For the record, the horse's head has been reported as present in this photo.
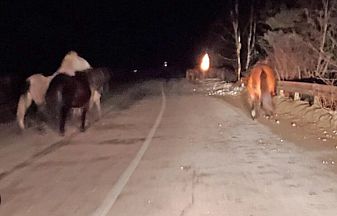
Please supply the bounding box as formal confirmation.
[57,51,92,76]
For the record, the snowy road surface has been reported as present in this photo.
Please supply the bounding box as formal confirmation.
[0,79,337,216]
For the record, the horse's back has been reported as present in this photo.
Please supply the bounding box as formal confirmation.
[46,74,70,108]
[71,72,91,107]
[57,51,92,76]
[247,63,276,98]
[46,73,91,109]
[47,74,71,94]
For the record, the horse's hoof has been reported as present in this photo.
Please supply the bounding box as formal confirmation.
[59,131,65,136]
[80,127,86,132]
[251,110,256,120]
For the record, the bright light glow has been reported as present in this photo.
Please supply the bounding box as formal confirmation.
[200,53,210,71]
[164,61,168,67]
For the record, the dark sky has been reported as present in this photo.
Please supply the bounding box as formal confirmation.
[0,0,227,76]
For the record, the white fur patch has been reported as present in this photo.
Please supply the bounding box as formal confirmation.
[251,109,256,119]
[56,51,91,76]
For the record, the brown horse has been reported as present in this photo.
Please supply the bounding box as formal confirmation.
[45,72,91,135]
[246,63,277,119]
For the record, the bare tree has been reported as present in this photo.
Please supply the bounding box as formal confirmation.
[260,7,310,80]
[304,0,337,83]
[205,28,237,69]
[261,31,317,80]
[231,0,242,81]
[259,0,337,83]
[245,1,257,71]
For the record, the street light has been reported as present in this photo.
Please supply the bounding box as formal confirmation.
[200,53,210,72]
[200,53,210,79]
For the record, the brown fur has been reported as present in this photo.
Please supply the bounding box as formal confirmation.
[246,63,277,119]
[17,51,92,130]
[46,72,91,135]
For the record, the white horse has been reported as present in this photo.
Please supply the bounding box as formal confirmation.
[56,51,92,76]
[16,51,102,130]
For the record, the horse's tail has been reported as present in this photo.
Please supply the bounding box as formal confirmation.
[246,67,260,119]
[16,79,33,129]
[260,70,274,115]
[45,75,64,117]
[20,78,31,95]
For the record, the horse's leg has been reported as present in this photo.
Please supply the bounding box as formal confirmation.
[248,94,258,120]
[80,106,88,132]
[89,90,102,118]
[89,88,95,110]
[35,105,48,133]
[60,105,69,136]
[16,92,32,130]
[94,90,102,118]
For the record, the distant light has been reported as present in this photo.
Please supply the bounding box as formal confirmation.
[164,61,168,67]
[133,69,138,73]
[200,53,210,71]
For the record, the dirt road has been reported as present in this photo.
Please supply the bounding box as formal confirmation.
[0,79,336,215]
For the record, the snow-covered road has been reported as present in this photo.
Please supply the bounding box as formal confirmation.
[0,79,337,215]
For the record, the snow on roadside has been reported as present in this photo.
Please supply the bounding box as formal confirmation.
[275,96,337,130]
[195,78,337,131]
[190,78,337,145]
[191,78,244,96]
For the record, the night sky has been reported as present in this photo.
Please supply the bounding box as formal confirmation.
[0,0,227,77]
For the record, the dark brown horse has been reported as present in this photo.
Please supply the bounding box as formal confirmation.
[45,72,91,135]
